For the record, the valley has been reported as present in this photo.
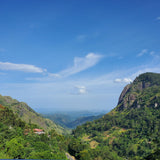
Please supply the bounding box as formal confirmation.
[0,72,160,159]
[42,111,105,129]
[1,1,160,159]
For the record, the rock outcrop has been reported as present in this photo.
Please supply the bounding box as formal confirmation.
[116,72,160,111]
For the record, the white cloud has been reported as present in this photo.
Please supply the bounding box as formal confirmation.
[26,53,103,81]
[58,53,103,77]
[75,86,87,94]
[114,78,122,83]
[123,78,133,83]
[137,49,148,57]
[0,62,46,73]
[114,78,132,83]
[70,85,87,95]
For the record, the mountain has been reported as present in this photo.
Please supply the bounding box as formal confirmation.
[0,94,67,134]
[43,111,104,129]
[70,72,160,160]
[116,72,160,111]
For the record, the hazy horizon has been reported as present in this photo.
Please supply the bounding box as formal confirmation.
[0,0,160,112]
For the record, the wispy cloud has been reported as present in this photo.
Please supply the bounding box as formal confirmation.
[137,49,159,60]
[26,49,160,84]
[137,49,148,57]
[114,78,132,83]
[71,85,87,95]
[0,62,46,73]
[58,53,103,77]
[26,53,103,81]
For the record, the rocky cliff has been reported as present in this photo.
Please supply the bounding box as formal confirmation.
[117,72,160,111]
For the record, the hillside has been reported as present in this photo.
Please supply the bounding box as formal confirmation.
[70,72,160,160]
[0,105,68,159]
[0,95,67,134]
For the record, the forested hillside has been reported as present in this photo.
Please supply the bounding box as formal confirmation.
[70,72,160,160]
[0,105,69,159]
[0,95,68,134]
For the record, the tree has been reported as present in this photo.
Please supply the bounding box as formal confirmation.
[5,137,25,159]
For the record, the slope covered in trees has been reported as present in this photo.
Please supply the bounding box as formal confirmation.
[0,105,69,159]
[71,72,160,160]
[0,95,67,134]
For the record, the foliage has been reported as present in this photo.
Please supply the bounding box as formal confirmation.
[0,106,67,159]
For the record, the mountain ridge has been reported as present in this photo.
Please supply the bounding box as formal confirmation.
[116,72,160,111]
[0,94,67,134]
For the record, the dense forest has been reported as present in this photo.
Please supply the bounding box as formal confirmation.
[0,72,160,159]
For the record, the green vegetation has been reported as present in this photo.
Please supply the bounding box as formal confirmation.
[70,72,160,159]
[0,106,69,159]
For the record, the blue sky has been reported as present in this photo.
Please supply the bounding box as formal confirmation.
[0,0,160,112]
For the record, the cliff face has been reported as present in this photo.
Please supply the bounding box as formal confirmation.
[116,72,160,111]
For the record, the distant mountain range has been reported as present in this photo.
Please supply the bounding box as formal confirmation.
[43,111,104,129]
[0,93,105,132]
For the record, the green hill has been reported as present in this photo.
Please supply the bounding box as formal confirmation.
[0,105,68,159]
[70,72,160,160]
[0,94,68,134]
